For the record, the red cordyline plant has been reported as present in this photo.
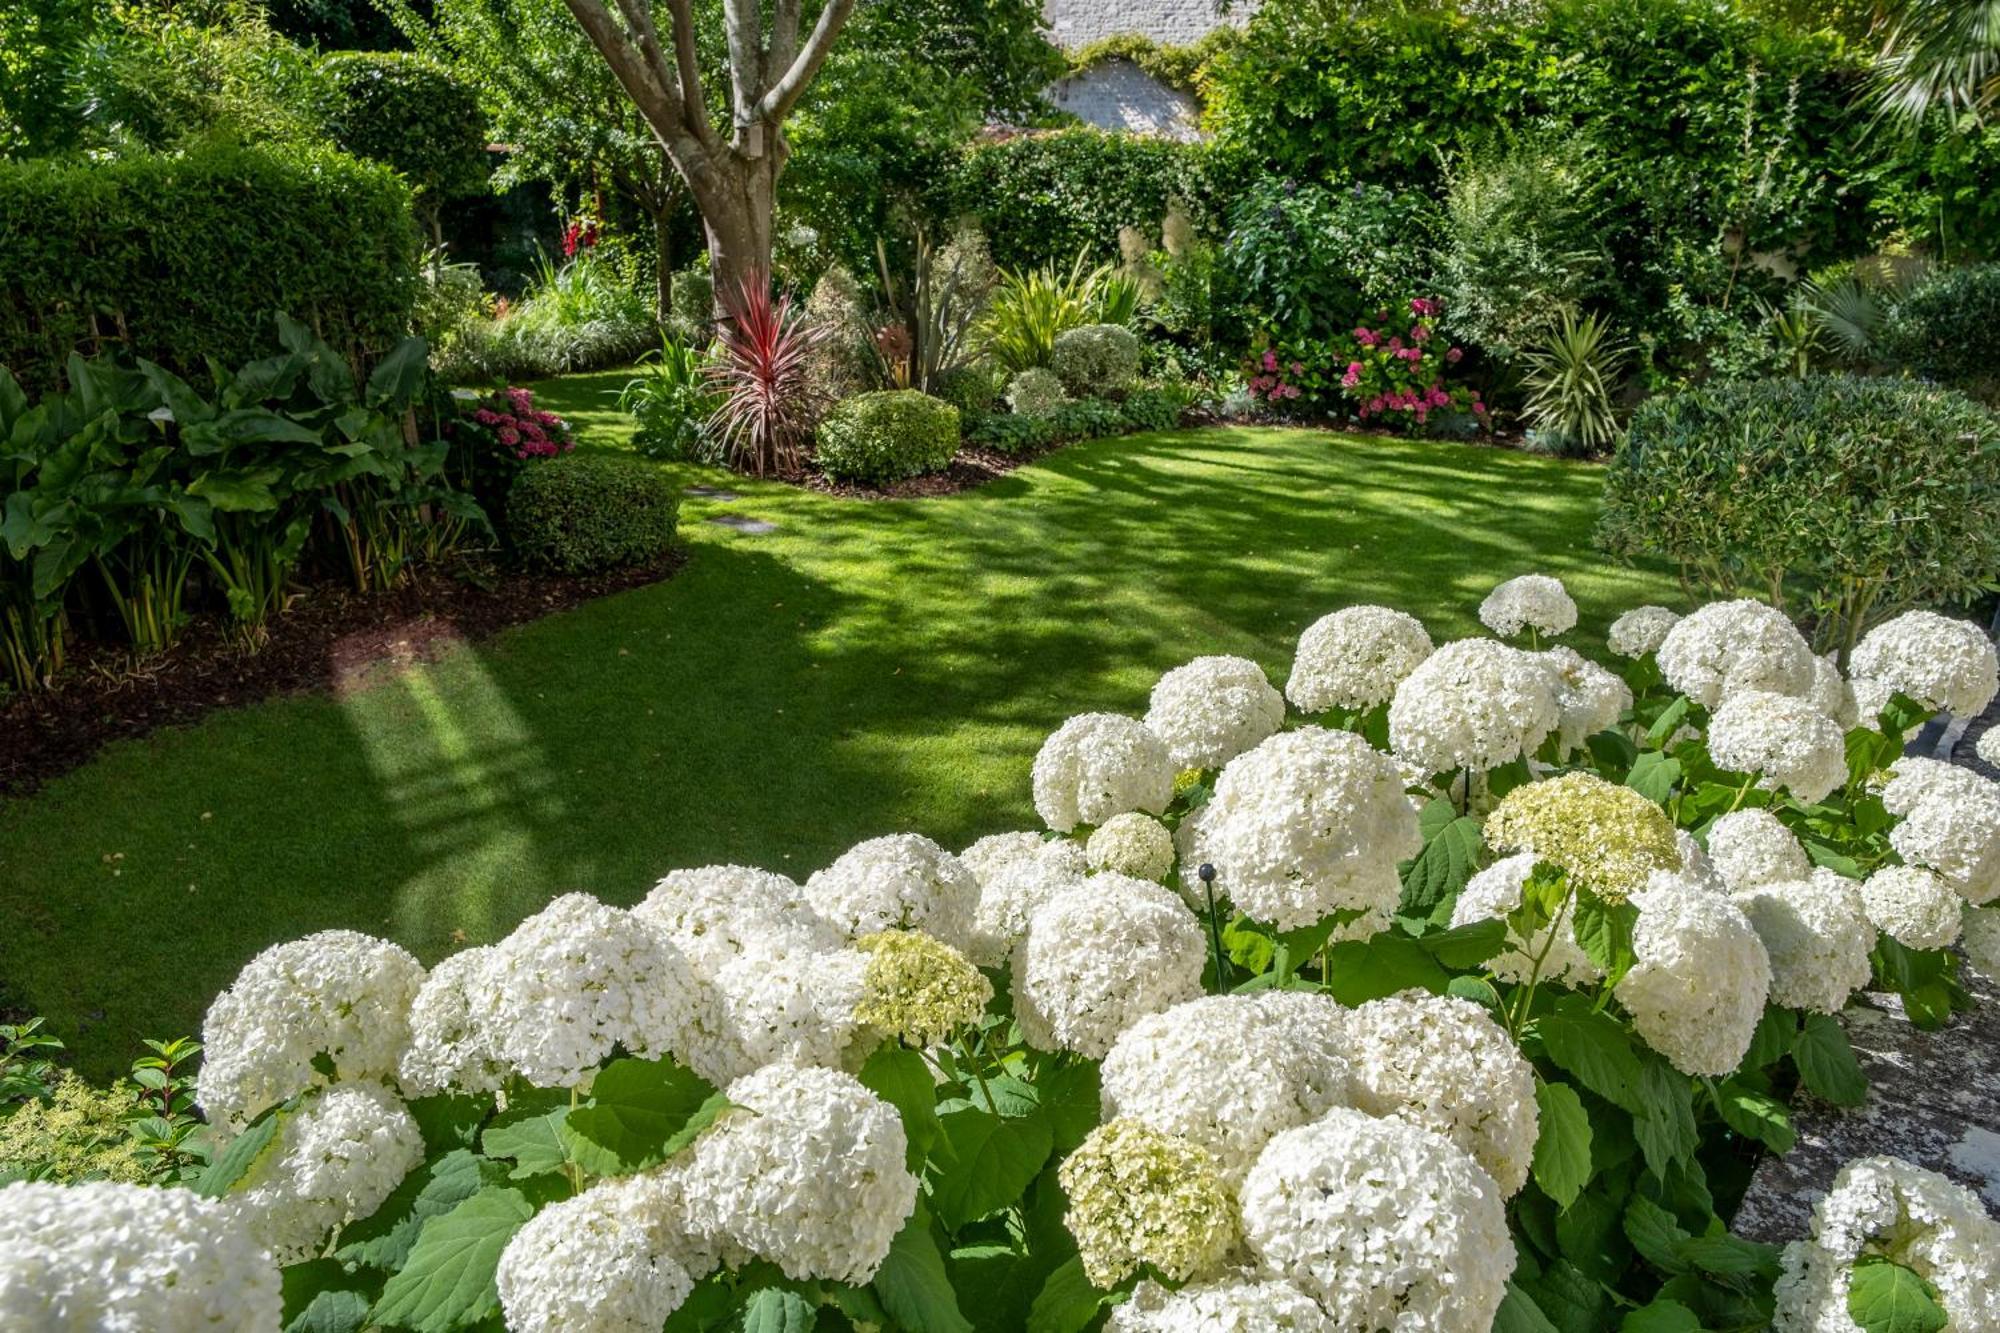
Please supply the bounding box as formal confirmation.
[706,276,829,477]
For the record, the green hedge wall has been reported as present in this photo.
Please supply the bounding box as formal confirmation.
[0,141,418,393]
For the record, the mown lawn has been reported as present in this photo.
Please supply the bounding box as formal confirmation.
[0,372,1679,1076]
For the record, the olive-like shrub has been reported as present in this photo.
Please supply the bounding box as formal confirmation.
[1050,324,1143,398]
[1880,262,2000,398]
[814,390,960,484]
[1597,374,2000,660]
[1006,366,1069,419]
[8,574,1998,1333]
[505,453,680,574]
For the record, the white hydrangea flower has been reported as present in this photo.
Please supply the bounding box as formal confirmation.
[1616,872,1772,1076]
[1198,727,1421,931]
[1706,809,1813,892]
[487,893,701,1088]
[197,930,425,1130]
[0,1181,282,1331]
[958,831,1088,886]
[1239,990,1355,1113]
[1145,655,1287,771]
[1608,605,1681,658]
[1889,783,2000,905]
[1977,726,2000,770]
[1032,713,1177,833]
[1287,605,1434,713]
[965,851,1089,969]
[1850,611,2000,720]
[1538,646,1633,753]
[1087,812,1176,881]
[1773,1157,2000,1332]
[1805,654,1860,730]
[1707,690,1849,805]
[1964,906,2000,979]
[1479,574,1578,640]
[1849,675,1904,736]
[1656,599,1816,708]
[681,1064,917,1285]
[1388,638,1561,775]
[1241,1107,1512,1333]
[497,1177,694,1333]
[1734,871,1877,1015]
[1881,757,1992,816]
[685,946,871,1086]
[804,834,981,953]
[1675,828,1727,893]
[1015,875,1207,1058]
[1060,1120,1238,1289]
[1859,866,1964,951]
[634,865,840,973]
[398,946,509,1097]
[1108,1274,1336,1332]
[230,1081,424,1264]
[1342,992,1540,1196]
[1450,853,1604,988]
[1099,995,1351,1186]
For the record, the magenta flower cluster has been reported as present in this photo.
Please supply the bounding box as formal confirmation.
[1243,297,1485,430]
[465,387,576,460]
[1249,349,1305,401]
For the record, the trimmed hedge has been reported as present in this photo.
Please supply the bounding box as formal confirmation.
[506,454,681,574]
[815,390,961,484]
[0,141,418,393]
[1881,263,2000,398]
[316,52,489,226]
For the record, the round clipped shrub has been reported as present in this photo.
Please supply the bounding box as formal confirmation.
[1007,367,1069,419]
[1051,323,1143,397]
[506,454,680,574]
[815,390,961,484]
[1881,263,2000,398]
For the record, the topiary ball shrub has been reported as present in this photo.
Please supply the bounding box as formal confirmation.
[1050,323,1143,398]
[506,454,680,574]
[1881,263,2000,399]
[815,390,961,484]
[1007,367,1069,419]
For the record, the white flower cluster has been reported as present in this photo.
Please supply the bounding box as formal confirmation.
[1732,871,1877,1016]
[958,830,1088,885]
[804,833,981,951]
[1607,605,1681,658]
[1479,573,1578,640]
[1887,763,2000,906]
[1881,757,1989,816]
[1286,605,1434,713]
[1965,905,2000,979]
[1656,599,1816,708]
[0,1181,283,1331]
[1805,654,1861,730]
[1087,812,1176,881]
[1192,728,1421,931]
[1706,809,1812,891]
[1540,645,1633,754]
[1032,712,1176,832]
[1850,610,2000,720]
[1109,1274,1334,1332]
[1145,655,1287,771]
[497,1177,696,1333]
[1388,638,1560,775]
[1616,872,1772,1076]
[1978,725,2000,769]
[1060,1120,1238,1289]
[963,837,1090,967]
[1450,853,1604,988]
[1774,1156,2000,1331]
[1707,690,1849,805]
[229,1081,425,1264]
[197,929,424,1129]
[399,946,509,1096]
[1859,865,1964,951]
[635,864,840,971]
[1015,875,1207,1058]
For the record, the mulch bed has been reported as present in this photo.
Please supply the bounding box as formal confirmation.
[0,556,682,800]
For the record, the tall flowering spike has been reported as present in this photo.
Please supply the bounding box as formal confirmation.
[1286,604,1435,713]
[852,930,992,1047]
[1451,853,1604,987]
[1616,872,1772,1077]
[1241,1107,1513,1333]
[1015,875,1206,1058]
[1143,655,1287,771]
[803,834,982,953]
[1607,605,1681,658]
[1484,771,1680,904]
[0,1181,283,1330]
[228,1081,425,1264]
[1059,1120,1238,1290]
[1850,609,2000,719]
[197,929,425,1130]
[1655,599,1816,708]
[497,1177,695,1333]
[1478,573,1578,640]
[1388,638,1561,775]
[1732,870,1877,1015]
[1706,809,1812,892]
[1031,713,1176,832]
[1707,690,1849,805]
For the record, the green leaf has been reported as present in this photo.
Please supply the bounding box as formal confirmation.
[1621,1299,1702,1332]
[370,1186,536,1332]
[406,1094,491,1152]
[873,1204,974,1333]
[1035,1059,1102,1156]
[1623,1196,1693,1276]
[282,1259,376,1333]
[187,467,281,512]
[1713,1081,1796,1154]
[481,1104,571,1179]
[367,336,431,407]
[1645,696,1691,748]
[1446,974,1503,1010]
[861,1045,941,1169]
[1536,1000,1644,1114]
[1523,1257,1611,1333]
[1570,894,1639,984]
[560,1057,722,1176]
[1531,1080,1594,1209]
[1399,811,1484,916]
[1675,1234,1780,1279]
[193,1100,290,1197]
[1627,752,1683,804]
[1413,918,1508,968]
[1846,1255,1949,1333]
[1321,934,1451,1004]
[933,1102,1054,1230]
[1493,1283,1561,1333]
[1745,1005,1797,1071]
[1025,1256,1106,1333]
[1793,1012,1868,1106]
[1632,1061,1698,1177]
[740,1287,817,1333]
[337,1149,505,1271]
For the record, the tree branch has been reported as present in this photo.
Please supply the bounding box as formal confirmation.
[766,0,801,92]
[561,0,688,141]
[722,0,763,135]
[610,0,683,105]
[661,0,717,148]
[757,0,857,124]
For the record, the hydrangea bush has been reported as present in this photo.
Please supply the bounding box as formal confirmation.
[6,583,2000,1332]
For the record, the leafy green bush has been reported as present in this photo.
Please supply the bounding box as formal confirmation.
[968,410,1054,455]
[1598,374,2000,655]
[505,454,680,574]
[1050,324,1143,398]
[1006,367,1068,419]
[620,336,719,462]
[316,52,489,235]
[1120,385,1193,433]
[932,362,1004,419]
[815,390,961,484]
[1880,263,2000,398]
[0,142,417,394]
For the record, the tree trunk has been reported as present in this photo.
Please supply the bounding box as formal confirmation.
[695,154,779,319]
[653,208,674,324]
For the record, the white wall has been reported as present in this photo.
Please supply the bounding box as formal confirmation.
[1041,0,1256,50]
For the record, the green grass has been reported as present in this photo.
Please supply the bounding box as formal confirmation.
[0,370,1679,1077]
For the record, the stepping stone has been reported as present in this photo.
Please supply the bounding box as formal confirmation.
[684,485,740,500]
[706,514,777,534]
[1732,969,2000,1241]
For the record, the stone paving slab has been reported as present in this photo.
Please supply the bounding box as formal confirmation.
[706,514,777,534]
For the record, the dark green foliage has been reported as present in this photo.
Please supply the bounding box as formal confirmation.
[505,454,680,574]
[316,53,490,232]
[0,142,416,395]
[815,390,962,484]
[1879,263,2000,397]
[966,390,1186,456]
[1598,374,2000,653]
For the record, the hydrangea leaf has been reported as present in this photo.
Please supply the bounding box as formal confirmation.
[1523,1257,1611,1333]
[1493,1282,1560,1333]
[281,1259,376,1333]
[1025,1256,1105,1333]
[1846,1256,1949,1333]
[1398,811,1484,917]
[1530,1080,1593,1209]
[1792,1012,1868,1106]
[369,1185,535,1332]
[1320,935,1450,1005]
[1745,1005,1798,1071]
[479,1104,571,1180]
[1570,894,1638,984]
[560,1057,722,1177]
[193,1097,294,1197]
[873,1203,974,1333]
[1034,1059,1102,1157]
[861,1045,941,1169]
[1626,752,1682,804]
[932,1100,1054,1230]
[1620,1299,1702,1332]
[1536,999,1645,1114]
[1675,1233,1781,1279]
[740,1286,817,1333]
[337,1148,507,1272]
[1712,1080,1796,1154]
[1414,918,1508,968]
[1632,1060,1698,1177]
[1622,1196,1693,1276]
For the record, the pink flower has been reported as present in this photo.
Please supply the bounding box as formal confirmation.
[1388,336,1404,352]
[1282,384,1301,399]
[1411,324,1431,343]
[1290,362,1304,375]
[498,426,520,447]
[1354,327,1379,347]
[1262,350,1278,371]
[1445,347,1464,364]
[1410,297,1438,318]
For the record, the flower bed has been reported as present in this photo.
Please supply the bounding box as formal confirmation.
[5,578,2000,1331]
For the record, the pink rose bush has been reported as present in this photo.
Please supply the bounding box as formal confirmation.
[1244,296,1485,432]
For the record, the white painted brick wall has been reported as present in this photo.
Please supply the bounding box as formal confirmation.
[1041,0,1256,50]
